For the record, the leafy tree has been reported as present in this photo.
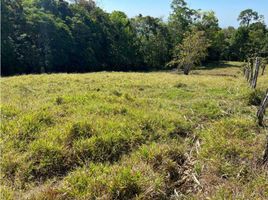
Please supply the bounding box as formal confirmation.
[1,0,268,76]
[168,0,196,45]
[109,11,140,70]
[21,7,73,73]
[229,27,250,60]
[169,31,210,75]
[248,22,267,57]
[195,11,219,31]
[132,15,172,69]
[67,4,97,72]
[238,9,263,27]
[220,26,236,60]
[87,7,114,70]
[232,10,267,60]
[1,0,26,75]
[194,11,221,60]
[73,0,96,9]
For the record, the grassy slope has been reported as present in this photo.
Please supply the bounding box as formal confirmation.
[1,63,268,199]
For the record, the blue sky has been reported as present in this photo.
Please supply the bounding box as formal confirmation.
[96,0,268,28]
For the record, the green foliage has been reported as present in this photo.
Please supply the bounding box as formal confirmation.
[170,31,210,74]
[1,1,268,75]
[132,15,172,70]
[238,9,263,27]
[168,0,196,44]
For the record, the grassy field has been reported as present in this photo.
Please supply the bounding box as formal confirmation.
[1,62,268,199]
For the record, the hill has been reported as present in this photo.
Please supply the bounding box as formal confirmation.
[1,62,268,199]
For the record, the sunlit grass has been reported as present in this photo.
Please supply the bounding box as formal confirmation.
[1,62,268,199]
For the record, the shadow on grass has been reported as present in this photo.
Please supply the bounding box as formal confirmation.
[197,61,243,70]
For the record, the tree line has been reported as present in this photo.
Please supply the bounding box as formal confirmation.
[2,0,268,76]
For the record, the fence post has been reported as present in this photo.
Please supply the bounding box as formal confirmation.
[246,61,251,81]
[257,90,268,126]
[249,58,254,83]
[251,57,260,89]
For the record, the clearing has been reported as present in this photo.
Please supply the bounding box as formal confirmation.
[1,62,268,199]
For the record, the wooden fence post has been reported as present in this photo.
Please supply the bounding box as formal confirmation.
[246,61,251,82]
[249,58,254,83]
[257,90,268,126]
[251,57,260,89]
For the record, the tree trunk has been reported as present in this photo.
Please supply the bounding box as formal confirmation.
[183,65,190,75]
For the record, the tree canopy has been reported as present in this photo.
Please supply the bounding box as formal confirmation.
[1,0,268,76]
[169,31,210,75]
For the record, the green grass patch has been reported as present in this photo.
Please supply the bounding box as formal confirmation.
[1,64,268,199]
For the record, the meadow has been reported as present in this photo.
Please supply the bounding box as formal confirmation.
[1,62,268,199]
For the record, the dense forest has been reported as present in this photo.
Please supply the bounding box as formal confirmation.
[2,0,268,76]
